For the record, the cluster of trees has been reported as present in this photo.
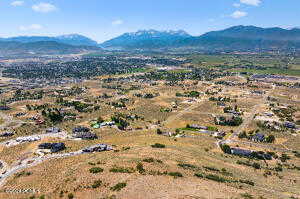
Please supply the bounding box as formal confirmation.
[176,91,200,98]
[215,116,243,126]
[215,80,244,86]
[238,131,276,143]
[272,106,296,122]
[26,104,49,111]
[41,108,64,123]
[209,96,234,102]
[205,89,221,95]
[265,135,276,143]
[5,89,44,104]
[110,113,142,130]
[143,93,156,99]
[111,114,130,130]
[223,105,240,113]
[60,87,86,97]
[56,98,96,113]
[134,93,159,99]
[134,68,234,83]
[102,84,122,90]
[220,144,232,154]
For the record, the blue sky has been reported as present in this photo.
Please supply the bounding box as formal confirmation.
[0,0,299,42]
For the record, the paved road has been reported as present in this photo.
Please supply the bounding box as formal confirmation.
[217,91,294,153]
[224,92,270,144]
[0,150,84,188]
[0,131,69,147]
[0,131,79,188]
[0,130,112,188]
[163,99,205,126]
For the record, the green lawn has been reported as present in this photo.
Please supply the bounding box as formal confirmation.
[231,68,300,76]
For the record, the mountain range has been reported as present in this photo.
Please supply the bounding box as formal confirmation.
[0,34,100,56]
[0,41,100,56]
[1,26,300,55]
[101,26,300,52]
[0,34,98,47]
[201,25,300,41]
[101,29,192,49]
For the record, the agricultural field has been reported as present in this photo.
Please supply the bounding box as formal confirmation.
[190,54,300,76]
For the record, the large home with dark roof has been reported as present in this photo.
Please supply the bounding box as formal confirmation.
[38,143,66,153]
[251,133,265,142]
[0,131,14,137]
[231,148,252,157]
[72,126,98,140]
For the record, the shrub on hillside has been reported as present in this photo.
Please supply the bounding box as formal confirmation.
[151,143,166,148]
[110,182,127,191]
[109,166,135,173]
[168,172,183,178]
[89,167,104,174]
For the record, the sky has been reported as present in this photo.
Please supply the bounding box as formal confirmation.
[0,0,299,42]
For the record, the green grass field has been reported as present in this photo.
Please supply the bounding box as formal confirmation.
[189,54,300,76]
[232,68,300,76]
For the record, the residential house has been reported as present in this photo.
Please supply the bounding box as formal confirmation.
[72,126,98,140]
[0,131,14,137]
[231,148,252,157]
[251,133,265,142]
[46,127,61,134]
[38,143,66,153]
[83,144,113,153]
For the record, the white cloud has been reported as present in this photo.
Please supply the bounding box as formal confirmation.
[233,3,241,7]
[231,11,248,18]
[11,1,24,6]
[240,0,261,6]
[32,3,57,13]
[19,24,43,31]
[112,19,123,26]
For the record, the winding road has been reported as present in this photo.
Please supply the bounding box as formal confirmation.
[163,99,205,126]
[0,131,69,147]
[0,149,85,188]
